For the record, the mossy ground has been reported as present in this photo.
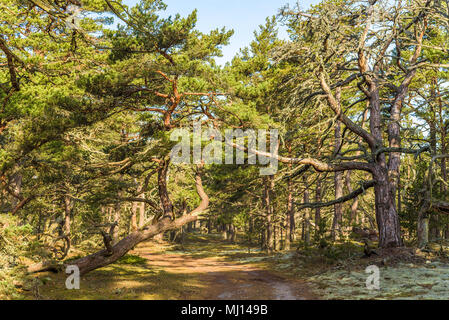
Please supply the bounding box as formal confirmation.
[22,233,272,300]
[258,239,449,300]
[24,240,206,300]
[308,262,449,299]
[17,233,449,300]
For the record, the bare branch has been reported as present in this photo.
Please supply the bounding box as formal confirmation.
[295,180,376,209]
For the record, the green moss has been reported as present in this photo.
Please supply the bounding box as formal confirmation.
[307,263,449,300]
[116,254,147,265]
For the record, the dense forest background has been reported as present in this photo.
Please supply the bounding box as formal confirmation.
[1,0,449,299]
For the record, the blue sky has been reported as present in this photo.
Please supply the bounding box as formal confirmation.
[122,0,319,65]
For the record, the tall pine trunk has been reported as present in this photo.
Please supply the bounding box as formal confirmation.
[372,165,403,247]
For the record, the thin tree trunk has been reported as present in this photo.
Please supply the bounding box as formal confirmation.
[332,118,343,240]
[230,224,236,243]
[313,176,322,241]
[138,193,146,229]
[417,199,430,248]
[130,201,138,232]
[285,161,293,250]
[303,175,310,246]
[273,225,277,249]
[345,171,359,226]
[10,171,22,209]
[428,88,439,239]
[264,176,274,253]
[63,196,72,237]
[158,159,174,218]
[113,203,121,243]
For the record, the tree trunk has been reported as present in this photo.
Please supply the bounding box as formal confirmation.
[10,171,22,209]
[264,176,274,253]
[314,176,322,241]
[158,159,174,218]
[222,224,228,240]
[138,193,146,229]
[207,216,212,234]
[230,224,236,243]
[273,225,280,251]
[285,142,294,249]
[303,175,310,246]
[130,201,138,232]
[130,179,145,232]
[345,171,360,226]
[332,119,343,240]
[285,171,293,250]
[290,205,296,242]
[113,203,121,243]
[373,166,403,248]
[417,199,430,248]
[63,196,73,238]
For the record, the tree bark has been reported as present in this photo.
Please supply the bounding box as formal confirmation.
[10,171,22,210]
[303,175,310,246]
[372,165,403,247]
[113,202,121,243]
[315,177,322,240]
[63,196,73,239]
[332,115,343,240]
[417,200,430,248]
[158,159,174,219]
[130,201,138,232]
[285,148,293,250]
[263,176,274,253]
[345,171,359,226]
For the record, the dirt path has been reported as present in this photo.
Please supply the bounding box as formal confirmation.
[134,245,315,300]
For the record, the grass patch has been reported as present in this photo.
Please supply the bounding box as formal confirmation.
[117,254,147,265]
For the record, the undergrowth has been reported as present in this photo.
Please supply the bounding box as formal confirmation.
[0,215,42,299]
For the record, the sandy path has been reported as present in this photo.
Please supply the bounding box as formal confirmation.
[133,246,315,300]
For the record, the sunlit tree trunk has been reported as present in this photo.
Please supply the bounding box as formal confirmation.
[345,171,359,226]
[285,146,293,250]
[264,176,274,253]
[303,175,310,246]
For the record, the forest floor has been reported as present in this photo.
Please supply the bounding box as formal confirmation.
[21,233,449,300]
[26,233,315,300]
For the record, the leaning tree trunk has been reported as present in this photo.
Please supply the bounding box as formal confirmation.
[29,168,209,276]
